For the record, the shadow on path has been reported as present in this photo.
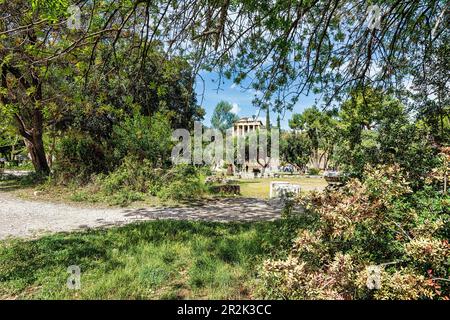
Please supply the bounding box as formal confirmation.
[121,197,283,222]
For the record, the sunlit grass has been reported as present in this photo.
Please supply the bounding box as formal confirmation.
[1,174,326,206]
[0,176,176,208]
[238,176,327,199]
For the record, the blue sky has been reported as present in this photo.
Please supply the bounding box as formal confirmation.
[195,71,319,129]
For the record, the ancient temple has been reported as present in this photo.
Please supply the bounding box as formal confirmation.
[232,117,264,136]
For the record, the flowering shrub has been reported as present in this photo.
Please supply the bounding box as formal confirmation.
[260,165,449,299]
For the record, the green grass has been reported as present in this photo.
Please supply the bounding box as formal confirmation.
[1,173,327,206]
[0,217,311,299]
[238,176,327,199]
[0,175,172,208]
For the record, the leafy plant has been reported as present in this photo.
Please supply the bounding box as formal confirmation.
[157,164,206,201]
[307,167,321,176]
[112,112,173,166]
[53,133,108,183]
[260,165,449,300]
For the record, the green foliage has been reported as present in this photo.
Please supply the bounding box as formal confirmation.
[1,170,48,186]
[69,160,207,206]
[81,49,205,131]
[52,108,177,189]
[333,89,439,187]
[5,161,34,171]
[112,112,173,166]
[211,101,239,133]
[409,35,449,145]
[88,157,165,206]
[30,0,69,21]
[260,165,449,300]
[1,0,204,175]
[289,107,338,169]
[307,167,321,176]
[53,133,108,183]
[0,111,21,160]
[157,164,206,201]
[99,157,161,195]
[280,132,311,171]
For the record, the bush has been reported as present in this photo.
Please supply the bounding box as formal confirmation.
[53,133,109,183]
[260,164,449,300]
[88,161,205,205]
[112,112,173,166]
[98,157,162,195]
[83,157,164,206]
[157,164,206,201]
[307,167,320,175]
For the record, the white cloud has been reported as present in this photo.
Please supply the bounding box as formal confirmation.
[231,103,240,114]
[230,83,237,89]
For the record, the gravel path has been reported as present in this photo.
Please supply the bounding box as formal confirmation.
[0,192,282,240]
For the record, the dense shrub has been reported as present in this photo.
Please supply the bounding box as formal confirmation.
[112,112,173,166]
[83,160,206,205]
[157,164,206,201]
[81,157,163,206]
[53,133,109,183]
[98,157,162,194]
[307,167,321,175]
[260,164,449,300]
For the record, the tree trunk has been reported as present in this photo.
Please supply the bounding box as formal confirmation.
[30,107,50,174]
[11,143,15,162]
[312,149,320,169]
[15,109,50,175]
[2,62,50,175]
[24,133,49,175]
[261,164,266,176]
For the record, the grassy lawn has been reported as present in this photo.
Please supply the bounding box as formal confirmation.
[0,217,310,299]
[0,175,177,208]
[1,174,327,206]
[238,176,327,199]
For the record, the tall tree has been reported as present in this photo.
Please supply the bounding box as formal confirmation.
[334,88,438,182]
[409,33,449,144]
[289,107,337,169]
[0,0,204,173]
[211,101,239,133]
[280,131,311,171]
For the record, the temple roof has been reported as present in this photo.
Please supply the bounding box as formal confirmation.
[234,117,264,126]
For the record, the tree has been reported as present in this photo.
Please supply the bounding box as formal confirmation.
[255,129,270,175]
[280,131,311,171]
[289,107,338,169]
[409,34,450,145]
[211,101,239,133]
[0,113,23,161]
[157,0,447,112]
[2,0,446,174]
[334,88,438,184]
[0,0,205,174]
[113,112,173,167]
[0,0,93,173]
